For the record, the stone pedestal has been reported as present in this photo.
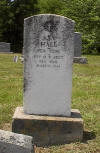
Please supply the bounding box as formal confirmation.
[12,107,83,146]
[73,57,88,64]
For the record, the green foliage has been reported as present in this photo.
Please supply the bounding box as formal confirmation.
[94,0,100,53]
[37,0,65,14]
[0,0,99,54]
[0,0,13,41]
[61,0,99,54]
[0,0,38,52]
[9,0,38,52]
[82,34,97,54]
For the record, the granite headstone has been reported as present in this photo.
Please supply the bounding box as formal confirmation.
[0,42,10,53]
[73,32,87,64]
[74,32,82,57]
[23,14,75,116]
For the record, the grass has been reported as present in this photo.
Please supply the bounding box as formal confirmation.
[0,53,23,128]
[0,53,100,152]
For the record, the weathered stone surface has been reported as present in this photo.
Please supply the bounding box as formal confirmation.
[0,42,10,53]
[73,57,88,64]
[73,32,88,64]
[0,129,34,153]
[12,107,83,146]
[24,14,75,116]
[74,32,82,57]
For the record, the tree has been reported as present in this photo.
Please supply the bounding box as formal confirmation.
[94,0,100,53]
[0,0,99,54]
[37,0,65,14]
[0,0,38,52]
[0,0,13,42]
[61,0,99,54]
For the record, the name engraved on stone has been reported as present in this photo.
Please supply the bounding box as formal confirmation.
[40,41,57,48]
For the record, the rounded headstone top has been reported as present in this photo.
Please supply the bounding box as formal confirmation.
[74,32,82,35]
[24,14,75,23]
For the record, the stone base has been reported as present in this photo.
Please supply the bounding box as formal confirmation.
[73,57,88,64]
[12,107,83,146]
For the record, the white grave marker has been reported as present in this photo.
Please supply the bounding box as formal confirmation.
[23,14,75,116]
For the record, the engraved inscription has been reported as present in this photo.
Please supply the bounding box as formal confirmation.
[33,20,64,68]
[34,41,64,68]
[40,41,57,48]
[34,47,63,68]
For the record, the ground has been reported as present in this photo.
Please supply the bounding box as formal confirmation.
[0,53,100,153]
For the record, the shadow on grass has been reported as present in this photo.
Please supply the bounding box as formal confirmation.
[83,130,96,143]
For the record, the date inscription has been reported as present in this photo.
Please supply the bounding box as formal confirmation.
[34,40,63,68]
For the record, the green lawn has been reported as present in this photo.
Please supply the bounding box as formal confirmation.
[0,53,100,153]
[0,53,23,128]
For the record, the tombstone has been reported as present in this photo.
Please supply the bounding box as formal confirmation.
[73,32,87,64]
[74,32,82,57]
[0,130,34,153]
[13,55,18,63]
[23,14,75,116]
[12,14,83,146]
[0,42,11,53]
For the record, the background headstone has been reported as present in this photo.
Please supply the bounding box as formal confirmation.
[73,32,87,64]
[74,32,82,57]
[0,42,10,53]
[23,14,75,116]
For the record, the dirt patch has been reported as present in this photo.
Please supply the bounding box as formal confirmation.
[1,123,11,131]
